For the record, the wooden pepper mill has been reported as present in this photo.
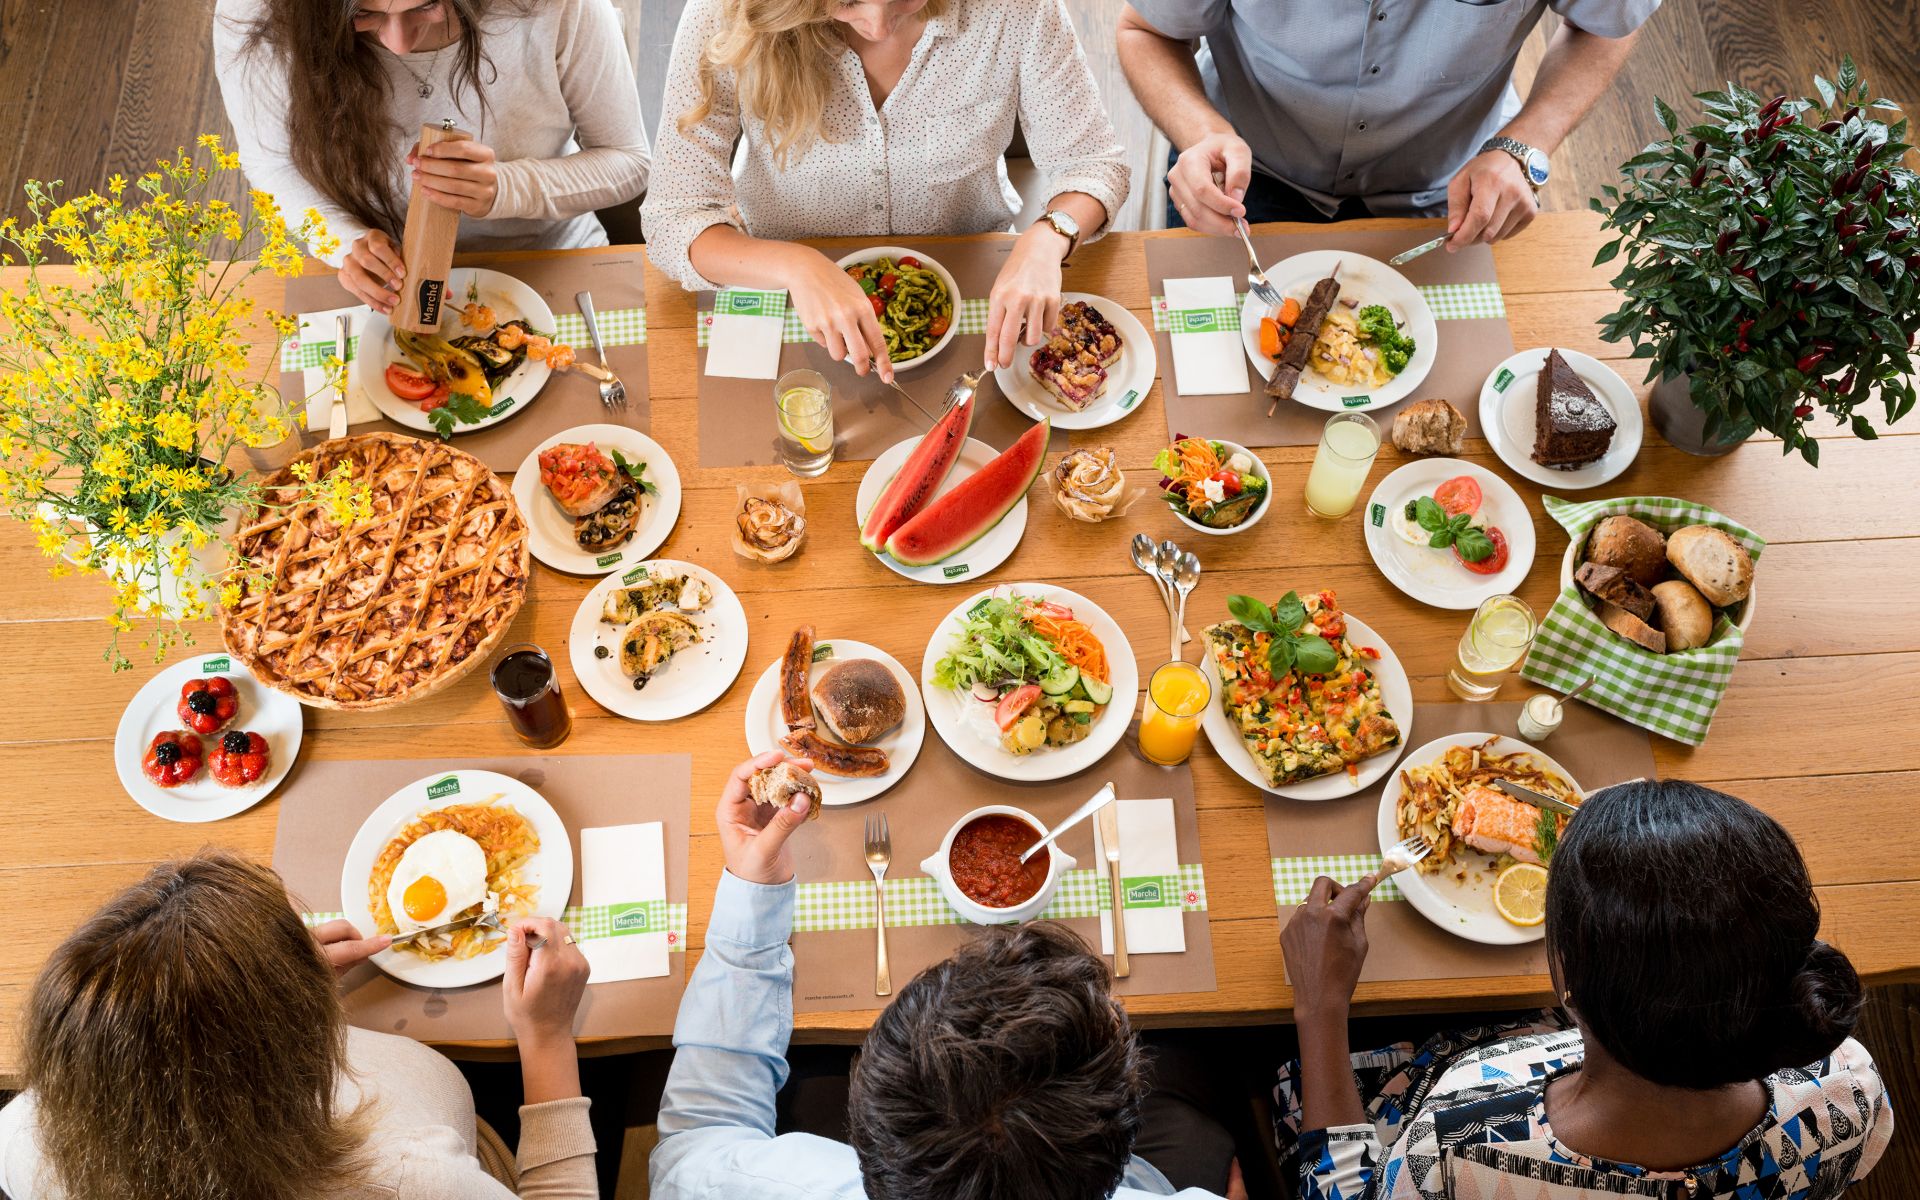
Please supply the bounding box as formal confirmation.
[393,120,471,334]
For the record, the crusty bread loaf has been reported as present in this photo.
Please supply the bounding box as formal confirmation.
[748,762,822,820]
[1665,525,1754,606]
[1650,580,1713,651]
[811,658,906,745]
[1585,516,1668,588]
[1597,599,1666,654]
[1574,561,1654,621]
[1390,398,1467,456]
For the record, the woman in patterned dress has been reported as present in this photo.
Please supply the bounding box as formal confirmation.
[643,0,1131,379]
[1276,779,1893,1200]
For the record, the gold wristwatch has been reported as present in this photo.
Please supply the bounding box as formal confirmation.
[1035,209,1081,267]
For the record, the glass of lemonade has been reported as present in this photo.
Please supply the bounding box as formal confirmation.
[776,369,834,477]
[1138,661,1211,766]
[1304,411,1381,518]
[1447,595,1538,700]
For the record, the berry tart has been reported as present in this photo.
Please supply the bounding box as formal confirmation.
[208,730,272,788]
[176,677,240,735]
[143,731,205,788]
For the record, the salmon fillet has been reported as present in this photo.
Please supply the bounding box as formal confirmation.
[1452,786,1543,863]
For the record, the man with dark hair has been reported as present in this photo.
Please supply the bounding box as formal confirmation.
[650,752,1232,1200]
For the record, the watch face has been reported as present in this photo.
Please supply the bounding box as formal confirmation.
[1525,149,1550,187]
[1050,211,1080,238]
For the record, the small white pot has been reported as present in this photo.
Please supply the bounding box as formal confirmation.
[37,502,235,620]
[920,804,1076,925]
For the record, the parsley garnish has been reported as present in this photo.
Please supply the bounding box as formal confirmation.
[610,448,658,496]
[1227,592,1339,678]
[1412,496,1494,562]
[1534,808,1560,865]
[426,393,490,439]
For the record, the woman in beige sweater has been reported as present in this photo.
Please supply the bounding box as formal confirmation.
[0,851,596,1199]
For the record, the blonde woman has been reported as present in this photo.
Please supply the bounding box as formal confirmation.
[643,0,1131,377]
[0,852,596,1200]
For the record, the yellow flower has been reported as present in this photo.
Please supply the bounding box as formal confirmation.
[219,580,242,609]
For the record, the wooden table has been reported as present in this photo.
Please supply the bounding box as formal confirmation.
[2,212,1915,1084]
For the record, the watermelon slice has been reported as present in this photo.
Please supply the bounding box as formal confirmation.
[858,393,975,552]
[884,419,1050,567]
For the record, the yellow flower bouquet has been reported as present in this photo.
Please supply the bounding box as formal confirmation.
[0,136,365,668]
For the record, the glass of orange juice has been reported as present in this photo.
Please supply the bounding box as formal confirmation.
[1139,661,1211,766]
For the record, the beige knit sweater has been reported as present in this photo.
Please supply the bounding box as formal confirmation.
[0,1026,596,1198]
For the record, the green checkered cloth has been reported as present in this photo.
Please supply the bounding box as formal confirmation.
[793,865,1208,932]
[302,900,688,952]
[1521,495,1765,746]
[1271,855,1405,906]
[278,308,646,371]
[1150,281,1506,332]
[698,292,990,346]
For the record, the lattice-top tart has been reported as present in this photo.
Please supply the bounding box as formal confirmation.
[221,433,530,709]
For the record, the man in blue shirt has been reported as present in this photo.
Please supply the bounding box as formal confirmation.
[651,752,1234,1200]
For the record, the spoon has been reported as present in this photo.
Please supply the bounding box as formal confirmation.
[1170,552,1202,662]
[1154,541,1184,661]
[1019,782,1116,864]
[1561,675,1597,707]
[1130,533,1171,609]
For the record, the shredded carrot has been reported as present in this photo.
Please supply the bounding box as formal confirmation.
[1027,611,1110,683]
[1166,436,1223,510]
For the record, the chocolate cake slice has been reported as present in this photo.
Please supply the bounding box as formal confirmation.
[1532,349,1616,467]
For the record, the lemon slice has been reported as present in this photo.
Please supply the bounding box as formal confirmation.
[778,387,832,454]
[1493,862,1549,927]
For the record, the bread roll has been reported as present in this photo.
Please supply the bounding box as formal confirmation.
[1597,600,1666,654]
[1390,399,1467,456]
[748,762,822,821]
[1666,525,1754,606]
[1585,516,1668,588]
[1574,561,1654,621]
[1650,580,1713,651]
[812,658,906,745]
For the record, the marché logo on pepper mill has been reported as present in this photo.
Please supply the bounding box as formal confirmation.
[416,279,444,327]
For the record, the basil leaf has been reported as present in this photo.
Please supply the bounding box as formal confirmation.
[1227,593,1273,631]
[1428,529,1454,550]
[1292,635,1338,676]
[1266,638,1297,679]
[1453,525,1495,562]
[1272,591,1307,632]
[1413,496,1448,532]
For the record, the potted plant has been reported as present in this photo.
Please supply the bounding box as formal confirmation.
[0,136,367,668]
[1592,58,1919,462]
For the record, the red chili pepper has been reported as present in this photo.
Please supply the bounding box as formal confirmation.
[1692,139,1707,160]
[1774,113,1797,129]
[1689,165,1707,188]
[1820,119,1844,134]
[1855,145,1876,169]
[1795,310,1809,322]
[1867,181,1887,205]
[1843,240,1859,257]
[1735,265,1758,279]
[1715,229,1737,254]
[1836,202,1856,224]
[1735,318,1755,352]
[1752,216,1771,235]
[1793,404,1815,418]
[1768,142,1788,162]
[1845,106,1861,121]
[1838,223,1868,238]
[1837,370,1857,394]
[1814,339,1837,353]
[1796,350,1829,373]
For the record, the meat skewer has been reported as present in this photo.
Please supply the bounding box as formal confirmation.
[1264,263,1342,416]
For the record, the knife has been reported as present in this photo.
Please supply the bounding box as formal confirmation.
[1096,800,1130,978]
[1388,234,1447,266]
[1491,778,1582,818]
[387,909,498,946]
[330,313,352,440]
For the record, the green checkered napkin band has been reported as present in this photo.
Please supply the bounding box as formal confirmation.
[278,308,646,371]
[1151,282,1506,332]
[1520,495,1765,747]
[793,864,1207,933]
[302,901,688,951]
[698,295,990,346]
[281,334,363,372]
[1271,855,1405,906]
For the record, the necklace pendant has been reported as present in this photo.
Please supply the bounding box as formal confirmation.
[418,81,433,99]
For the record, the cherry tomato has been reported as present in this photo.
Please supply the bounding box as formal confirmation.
[898,256,921,269]
[1434,475,1483,517]
[384,364,437,402]
[870,294,886,317]
[1455,526,1510,575]
[879,272,899,292]
[846,265,865,280]
[928,314,951,338]
[1207,469,1243,497]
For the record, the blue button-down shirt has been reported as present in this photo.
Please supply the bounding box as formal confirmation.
[1131,0,1661,217]
[651,871,1226,1199]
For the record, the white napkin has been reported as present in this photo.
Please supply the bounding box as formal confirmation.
[1095,798,1186,956]
[297,305,381,432]
[704,312,785,379]
[575,822,670,983]
[1163,276,1250,396]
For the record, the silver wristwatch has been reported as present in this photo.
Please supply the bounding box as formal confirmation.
[1481,136,1550,192]
[1035,209,1081,267]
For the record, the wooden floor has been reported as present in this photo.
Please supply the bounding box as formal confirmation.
[0,3,1914,1197]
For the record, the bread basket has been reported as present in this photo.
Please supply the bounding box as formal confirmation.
[1559,528,1758,637]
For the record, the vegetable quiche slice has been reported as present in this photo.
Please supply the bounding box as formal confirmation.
[1203,589,1402,786]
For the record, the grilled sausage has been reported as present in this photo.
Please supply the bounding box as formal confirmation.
[780,625,815,730]
[781,729,890,778]
[1265,270,1342,411]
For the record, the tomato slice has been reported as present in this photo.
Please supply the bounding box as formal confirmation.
[1455,526,1509,575]
[419,383,451,411]
[384,364,437,402]
[1434,475,1483,517]
[994,684,1043,730]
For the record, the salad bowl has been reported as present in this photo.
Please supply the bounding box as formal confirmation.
[836,246,961,373]
[1157,437,1272,537]
[921,804,1076,925]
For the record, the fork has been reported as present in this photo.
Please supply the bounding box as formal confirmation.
[387,908,501,947]
[574,291,626,409]
[1374,835,1435,882]
[864,812,892,996]
[1235,217,1286,310]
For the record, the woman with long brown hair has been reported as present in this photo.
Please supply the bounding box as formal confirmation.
[642,0,1131,378]
[0,851,597,1199]
[214,0,650,314]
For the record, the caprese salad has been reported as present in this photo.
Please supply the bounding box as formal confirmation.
[1386,474,1509,576]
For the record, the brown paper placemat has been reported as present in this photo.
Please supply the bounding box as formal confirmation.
[1144,229,1515,447]
[694,239,1066,467]
[791,727,1215,1013]
[280,251,651,473]
[273,753,689,1042]
[1266,701,1654,984]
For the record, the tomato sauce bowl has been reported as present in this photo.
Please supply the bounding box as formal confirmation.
[920,805,1076,925]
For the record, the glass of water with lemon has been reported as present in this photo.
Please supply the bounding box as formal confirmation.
[776,369,835,477]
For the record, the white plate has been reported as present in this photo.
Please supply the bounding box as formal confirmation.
[995,293,1156,430]
[1376,733,1578,945]
[569,559,749,720]
[1198,610,1412,800]
[1362,459,1537,610]
[340,769,573,988]
[511,425,683,575]
[855,436,1029,586]
[920,583,1138,783]
[1238,251,1437,411]
[743,638,926,805]
[359,267,557,434]
[112,651,304,823]
[1478,348,1644,489]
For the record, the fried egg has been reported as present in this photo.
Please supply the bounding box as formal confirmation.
[385,828,490,932]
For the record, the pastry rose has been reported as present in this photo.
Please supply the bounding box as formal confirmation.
[733,482,806,562]
[1050,447,1141,523]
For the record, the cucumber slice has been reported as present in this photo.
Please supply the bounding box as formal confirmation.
[1079,674,1113,706]
[1038,664,1080,695]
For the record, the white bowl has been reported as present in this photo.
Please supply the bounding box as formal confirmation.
[1162,438,1272,537]
[835,246,962,373]
[1559,524,1757,635]
[920,804,1077,925]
